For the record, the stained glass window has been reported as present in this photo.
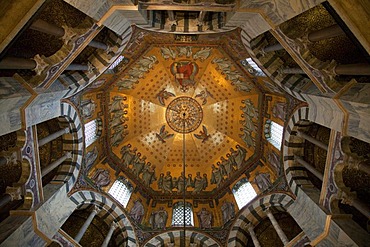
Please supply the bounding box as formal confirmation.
[232,178,257,209]
[84,119,98,147]
[171,202,194,227]
[108,178,133,207]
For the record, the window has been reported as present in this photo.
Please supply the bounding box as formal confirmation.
[264,120,284,150]
[232,178,257,209]
[84,119,98,147]
[241,58,266,77]
[171,202,194,227]
[105,55,126,74]
[108,177,133,207]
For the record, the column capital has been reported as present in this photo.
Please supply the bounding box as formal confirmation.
[246,222,255,230]
[2,151,19,166]
[263,207,272,215]
[64,127,71,134]
[5,186,23,201]
[61,25,78,45]
[87,62,96,74]
[338,190,356,206]
[65,151,73,159]
[321,59,338,80]
[33,54,50,75]
[111,221,119,229]
[93,205,102,214]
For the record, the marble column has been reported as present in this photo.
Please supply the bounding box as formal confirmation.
[65,63,90,71]
[281,64,370,76]
[1,186,22,207]
[261,24,344,54]
[307,24,344,42]
[0,194,12,208]
[30,19,65,37]
[296,130,328,151]
[334,63,370,76]
[75,206,101,242]
[280,67,305,74]
[38,127,70,147]
[0,157,7,166]
[101,222,118,247]
[294,155,323,181]
[41,151,72,177]
[265,209,289,245]
[0,57,36,70]
[261,43,283,53]
[30,19,108,50]
[347,157,370,175]
[339,191,370,219]
[88,40,109,50]
[247,223,261,247]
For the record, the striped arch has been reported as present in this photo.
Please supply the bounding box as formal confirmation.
[61,25,132,97]
[52,101,84,191]
[228,193,294,247]
[144,230,220,247]
[282,106,318,196]
[69,190,137,246]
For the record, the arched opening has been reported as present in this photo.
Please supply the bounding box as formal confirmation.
[245,211,303,247]
[333,136,370,233]
[0,130,28,221]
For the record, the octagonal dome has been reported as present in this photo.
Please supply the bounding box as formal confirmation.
[104,28,264,195]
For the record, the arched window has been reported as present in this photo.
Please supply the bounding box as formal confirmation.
[108,177,133,207]
[264,120,284,150]
[105,55,127,74]
[171,202,194,227]
[232,178,257,209]
[241,57,266,77]
[84,119,102,147]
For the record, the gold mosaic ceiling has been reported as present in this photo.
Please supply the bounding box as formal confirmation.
[106,30,264,193]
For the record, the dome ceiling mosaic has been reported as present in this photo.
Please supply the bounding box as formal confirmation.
[105,28,265,195]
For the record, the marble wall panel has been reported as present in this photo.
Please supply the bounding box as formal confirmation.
[319,216,369,247]
[24,90,68,127]
[340,84,370,104]
[341,100,370,144]
[0,215,29,244]
[303,94,343,133]
[0,104,23,136]
[35,183,77,239]
[0,77,32,135]
[103,12,132,35]
[339,84,370,143]
[239,0,326,26]
[226,12,270,41]
[64,0,146,35]
[64,0,109,20]
[287,188,327,241]
[43,183,65,201]
[118,10,147,25]
[0,216,45,247]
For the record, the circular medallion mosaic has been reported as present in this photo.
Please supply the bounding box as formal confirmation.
[166,96,203,133]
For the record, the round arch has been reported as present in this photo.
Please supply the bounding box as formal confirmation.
[69,189,137,246]
[50,101,84,192]
[228,193,295,246]
[282,106,317,196]
[144,230,221,247]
